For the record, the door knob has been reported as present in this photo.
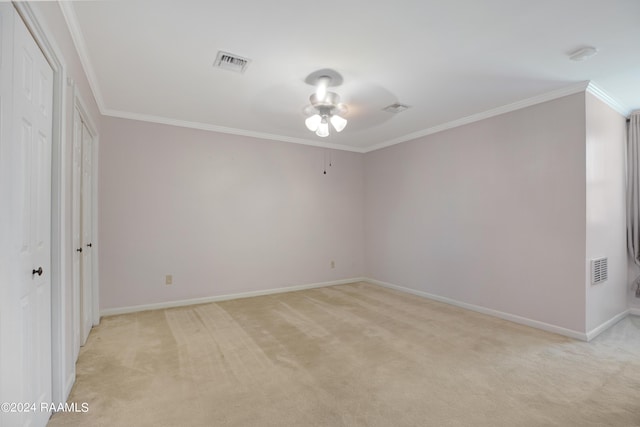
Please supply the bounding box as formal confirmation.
[76,247,82,253]
[32,267,43,277]
[86,243,92,248]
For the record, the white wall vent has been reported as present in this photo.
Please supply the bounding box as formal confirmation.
[591,257,608,285]
[213,51,251,73]
[383,103,410,113]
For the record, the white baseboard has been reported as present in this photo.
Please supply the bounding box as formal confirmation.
[364,277,589,341]
[100,277,366,317]
[585,310,629,341]
[101,276,636,340]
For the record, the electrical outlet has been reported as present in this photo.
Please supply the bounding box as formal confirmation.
[330,260,335,269]
[165,275,173,285]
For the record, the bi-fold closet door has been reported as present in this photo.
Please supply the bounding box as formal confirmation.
[72,107,95,353]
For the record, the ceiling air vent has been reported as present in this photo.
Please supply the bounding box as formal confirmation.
[383,103,410,113]
[591,257,608,285]
[214,51,251,73]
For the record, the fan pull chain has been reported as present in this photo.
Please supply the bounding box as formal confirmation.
[324,150,326,175]
[323,149,327,174]
[323,149,333,175]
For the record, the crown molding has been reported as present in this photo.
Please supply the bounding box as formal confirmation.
[102,108,366,153]
[58,1,364,153]
[585,82,631,117]
[55,9,630,155]
[362,81,591,153]
[58,1,106,113]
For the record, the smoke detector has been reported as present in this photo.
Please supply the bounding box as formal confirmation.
[214,51,251,73]
[568,46,598,62]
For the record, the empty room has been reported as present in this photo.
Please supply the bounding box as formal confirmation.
[1,1,640,426]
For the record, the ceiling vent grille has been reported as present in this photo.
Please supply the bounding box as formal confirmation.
[214,51,251,73]
[591,257,608,285]
[383,103,410,113]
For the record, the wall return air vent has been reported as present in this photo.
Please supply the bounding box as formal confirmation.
[213,51,251,73]
[590,257,608,285]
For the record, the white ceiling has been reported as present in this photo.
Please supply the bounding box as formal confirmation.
[62,0,640,152]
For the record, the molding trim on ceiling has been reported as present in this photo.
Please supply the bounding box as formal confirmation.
[363,80,631,153]
[102,108,365,153]
[363,81,593,153]
[58,1,106,113]
[60,6,629,154]
[585,81,631,117]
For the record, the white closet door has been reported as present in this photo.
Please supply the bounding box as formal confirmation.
[80,121,94,345]
[0,5,54,427]
[72,109,94,348]
[72,108,83,357]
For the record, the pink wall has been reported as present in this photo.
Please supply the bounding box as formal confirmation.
[584,93,627,332]
[364,94,588,332]
[98,90,630,335]
[99,117,364,309]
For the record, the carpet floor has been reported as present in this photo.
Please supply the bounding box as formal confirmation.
[48,282,640,426]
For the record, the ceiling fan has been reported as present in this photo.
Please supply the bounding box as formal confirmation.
[303,70,348,137]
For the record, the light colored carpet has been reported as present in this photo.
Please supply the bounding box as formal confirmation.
[48,282,640,426]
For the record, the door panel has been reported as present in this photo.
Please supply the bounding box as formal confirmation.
[73,109,94,348]
[18,120,33,253]
[81,122,93,345]
[72,108,82,358]
[2,7,54,427]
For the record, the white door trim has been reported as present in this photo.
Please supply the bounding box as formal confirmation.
[13,1,71,405]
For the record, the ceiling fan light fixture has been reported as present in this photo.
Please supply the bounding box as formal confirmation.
[316,75,331,101]
[316,117,330,137]
[305,114,322,131]
[304,71,348,138]
[330,114,347,132]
